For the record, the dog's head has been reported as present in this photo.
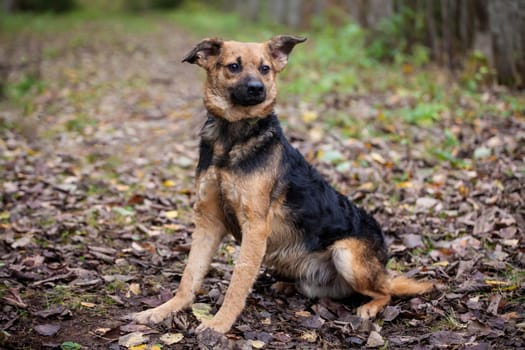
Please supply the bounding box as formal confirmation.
[183,35,306,122]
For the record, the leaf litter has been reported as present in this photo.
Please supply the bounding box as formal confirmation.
[0,16,524,350]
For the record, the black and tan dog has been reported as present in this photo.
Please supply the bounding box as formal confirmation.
[130,35,432,333]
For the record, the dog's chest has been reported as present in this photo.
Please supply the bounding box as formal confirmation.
[197,168,244,241]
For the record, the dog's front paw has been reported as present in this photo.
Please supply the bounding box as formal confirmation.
[196,319,231,334]
[128,305,173,325]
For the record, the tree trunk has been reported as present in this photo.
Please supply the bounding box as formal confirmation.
[488,0,525,86]
[286,0,303,28]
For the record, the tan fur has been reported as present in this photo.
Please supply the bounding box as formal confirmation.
[203,41,278,122]
[331,238,432,318]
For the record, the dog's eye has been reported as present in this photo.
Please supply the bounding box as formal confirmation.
[226,63,241,73]
[259,65,271,74]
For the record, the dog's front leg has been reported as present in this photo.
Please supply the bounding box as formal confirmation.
[196,217,269,333]
[130,217,225,324]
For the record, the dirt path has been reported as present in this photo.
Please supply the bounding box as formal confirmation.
[1,20,524,349]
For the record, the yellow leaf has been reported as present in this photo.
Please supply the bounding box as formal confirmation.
[116,184,130,192]
[300,330,318,343]
[129,345,147,350]
[129,283,141,296]
[192,303,213,321]
[94,328,111,335]
[370,152,386,165]
[395,181,413,189]
[484,280,509,286]
[81,302,96,308]
[357,182,375,192]
[164,210,179,219]
[501,285,518,292]
[302,111,318,123]
[163,180,175,188]
[402,63,414,74]
[432,261,449,267]
[250,340,266,349]
[295,310,311,318]
[160,333,184,345]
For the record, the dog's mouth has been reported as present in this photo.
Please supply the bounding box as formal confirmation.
[230,80,267,106]
[231,93,267,106]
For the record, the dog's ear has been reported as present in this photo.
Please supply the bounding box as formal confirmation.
[182,38,223,69]
[267,35,306,72]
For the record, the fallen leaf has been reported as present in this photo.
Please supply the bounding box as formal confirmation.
[80,302,96,308]
[163,180,175,187]
[112,206,135,217]
[366,330,384,348]
[302,110,318,123]
[34,305,69,318]
[484,280,509,286]
[250,339,266,349]
[415,197,441,213]
[383,305,400,322]
[120,324,159,334]
[299,330,317,343]
[128,283,141,296]
[474,147,491,159]
[318,149,343,163]
[12,234,34,248]
[164,210,179,219]
[192,303,213,321]
[402,234,424,248]
[357,182,375,192]
[60,341,82,350]
[118,332,149,347]
[160,332,184,345]
[370,152,386,165]
[34,324,61,336]
[300,315,325,329]
[295,310,311,318]
[487,294,502,315]
[129,345,146,350]
[94,328,112,336]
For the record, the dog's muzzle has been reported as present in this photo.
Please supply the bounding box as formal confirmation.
[231,79,267,106]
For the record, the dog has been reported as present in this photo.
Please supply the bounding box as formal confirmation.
[129,35,433,333]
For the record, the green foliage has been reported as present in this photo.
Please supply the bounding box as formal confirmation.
[366,6,428,66]
[7,74,43,100]
[400,102,445,126]
[64,114,98,134]
[61,342,82,350]
[460,50,494,92]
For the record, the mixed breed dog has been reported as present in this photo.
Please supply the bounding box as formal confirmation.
[128,35,433,333]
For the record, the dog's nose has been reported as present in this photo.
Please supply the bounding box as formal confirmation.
[247,80,265,96]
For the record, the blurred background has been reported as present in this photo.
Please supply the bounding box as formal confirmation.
[1,0,525,95]
[1,2,524,349]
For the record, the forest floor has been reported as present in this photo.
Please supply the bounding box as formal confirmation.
[1,8,524,350]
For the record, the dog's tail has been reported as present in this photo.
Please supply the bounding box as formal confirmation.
[388,275,433,296]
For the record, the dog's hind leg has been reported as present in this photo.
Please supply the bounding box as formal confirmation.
[331,238,432,319]
[331,238,390,318]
